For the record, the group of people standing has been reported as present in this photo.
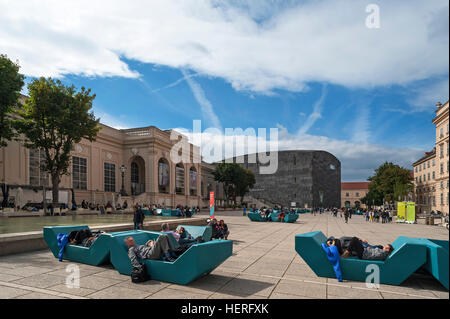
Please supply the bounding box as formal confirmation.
[364,210,392,223]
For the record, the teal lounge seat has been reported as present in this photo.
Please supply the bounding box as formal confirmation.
[284,213,299,223]
[161,209,179,216]
[409,238,449,290]
[109,230,233,284]
[295,231,429,286]
[270,212,280,222]
[247,212,266,222]
[176,225,212,242]
[43,225,112,266]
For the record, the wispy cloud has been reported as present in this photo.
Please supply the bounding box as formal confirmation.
[150,72,202,93]
[297,85,327,135]
[182,69,222,130]
[1,0,448,93]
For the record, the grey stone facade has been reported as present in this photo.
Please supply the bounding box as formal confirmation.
[230,150,341,208]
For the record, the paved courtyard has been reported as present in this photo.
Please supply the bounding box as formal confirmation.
[0,212,448,299]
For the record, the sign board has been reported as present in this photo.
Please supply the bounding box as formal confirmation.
[396,201,406,223]
[209,192,215,219]
[406,202,415,223]
[291,202,296,207]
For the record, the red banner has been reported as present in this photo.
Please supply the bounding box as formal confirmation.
[209,192,215,219]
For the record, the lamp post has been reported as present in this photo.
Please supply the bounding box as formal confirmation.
[120,165,127,196]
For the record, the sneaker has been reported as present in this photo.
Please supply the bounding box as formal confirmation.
[164,256,176,262]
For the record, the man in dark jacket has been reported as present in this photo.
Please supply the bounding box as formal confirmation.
[133,205,145,230]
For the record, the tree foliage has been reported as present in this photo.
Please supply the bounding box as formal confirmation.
[15,77,101,205]
[0,54,25,147]
[213,162,256,205]
[362,162,413,206]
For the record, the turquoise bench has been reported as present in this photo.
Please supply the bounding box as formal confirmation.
[408,238,448,290]
[43,225,111,266]
[108,230,233,284]
[176,225,212,242]
[284,213,299,223]
[270,212,279,222]
[161,209,180,216]
[43,225,232,285]
[295,231,429,286]
[247,212,266,222]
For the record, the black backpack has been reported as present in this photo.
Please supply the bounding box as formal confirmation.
[131,263,151,283]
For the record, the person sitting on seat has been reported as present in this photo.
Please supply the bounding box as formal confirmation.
[125,235,176,266]
[209,218,222,239]
[218,220,229,239]
[161,222,180,242]
[278,211,286,222]
[176,227,198,245]
[264,209,272,221]
[326,236,393,260]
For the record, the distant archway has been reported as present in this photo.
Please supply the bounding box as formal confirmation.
[130,156,145,195]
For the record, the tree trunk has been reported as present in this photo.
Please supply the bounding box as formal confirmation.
[51,173,60,206]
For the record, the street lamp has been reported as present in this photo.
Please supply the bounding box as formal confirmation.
[120,165,127,196]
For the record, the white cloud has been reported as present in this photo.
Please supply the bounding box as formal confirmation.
[0,0,448,93]
[174,123,423,181]
[407,78,450,111]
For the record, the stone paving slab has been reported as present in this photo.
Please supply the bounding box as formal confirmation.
[0,212,448,299]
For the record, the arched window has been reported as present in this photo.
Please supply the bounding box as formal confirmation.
[175,163,185,195]
[158,158,170,193]
[190,167,197,196]
[131,162,139,184]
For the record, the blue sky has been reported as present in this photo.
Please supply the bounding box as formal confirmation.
[3,0,449,181]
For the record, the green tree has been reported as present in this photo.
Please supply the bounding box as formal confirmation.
[0,54,25,147]
[213,163,256,206]
[15,77,100,206]
[213,163,240,207]
[236,168,256,204]
[364,162,413,206]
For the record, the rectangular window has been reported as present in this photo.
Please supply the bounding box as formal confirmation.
[346,192,349,197]
[432,159,435,166]
[356,192,359,197]
[427,161,430,168]
[427,173,430,180]
[432,171,435,179]
[104,163,116,192]
[440,163,444,174]
[72,156,87,190]
[29,149,49,186]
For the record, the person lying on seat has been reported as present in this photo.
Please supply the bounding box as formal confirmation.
[326,236,394,260]
[125,235,177,267]
[68,229,104,247]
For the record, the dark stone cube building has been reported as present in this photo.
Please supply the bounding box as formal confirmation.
[231,150,341,208]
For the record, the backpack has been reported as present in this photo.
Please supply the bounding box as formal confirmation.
[131,263,151,283]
